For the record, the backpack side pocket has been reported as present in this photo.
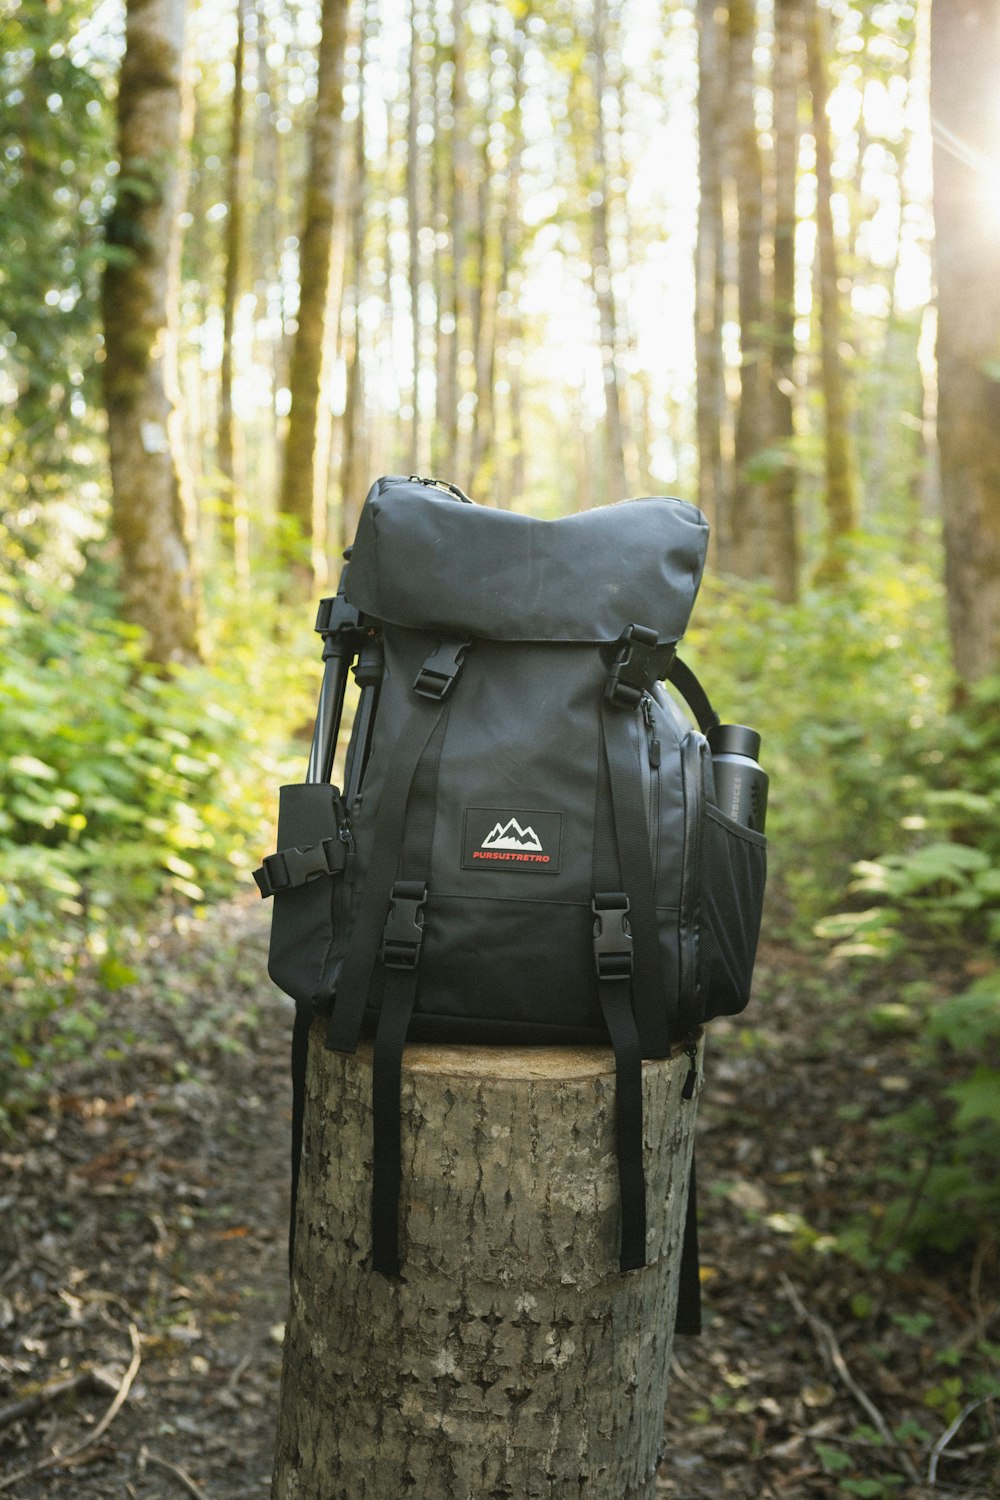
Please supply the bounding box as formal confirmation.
[699,806,767,1020]
[266,783,346,1007]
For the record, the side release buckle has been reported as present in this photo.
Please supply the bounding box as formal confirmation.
[605,625,675,710]
[413,641,471,700]
[381,881,428,970]
[592,893,634,981]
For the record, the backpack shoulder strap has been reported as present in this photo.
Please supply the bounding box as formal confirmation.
[667,656,720,735]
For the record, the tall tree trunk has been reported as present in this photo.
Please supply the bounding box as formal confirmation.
[102,0,202,666]
[442,0,469,479]
[340,24,369,551]
[806,0,858,583]
[590,0,629,505]
[727,0,771,581]
[932,0,1000,686]
[219,0,249,585]
[277,0,348,592]
[767,0,801,602]
[406,0,422,471]
[695,0,727,560]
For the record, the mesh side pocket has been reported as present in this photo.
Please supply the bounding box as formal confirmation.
[266,783,343,1007]
[699,805,767,1020]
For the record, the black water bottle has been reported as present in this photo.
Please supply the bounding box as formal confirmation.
[707,724,769,834]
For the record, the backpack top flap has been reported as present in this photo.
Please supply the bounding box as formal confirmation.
[345,477,710,643]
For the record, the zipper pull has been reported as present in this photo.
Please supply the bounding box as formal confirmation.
[338,821,355,854]
[642,696,661,767]
[681,1042,699,1100]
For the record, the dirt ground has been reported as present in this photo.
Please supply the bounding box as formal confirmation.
[0,898,996,1499]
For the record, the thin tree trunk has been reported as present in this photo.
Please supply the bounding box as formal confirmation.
[806,0,858,583]
[219,0,250,585]
[102,0,202,666]
[727,0,771,581]
[695,0,727,560]
[277,0,348,591]
[340,22,369,551]
[767,0,800,602]
[931,0,1000,685]
[590,0,628,505]
[406,0,422,471]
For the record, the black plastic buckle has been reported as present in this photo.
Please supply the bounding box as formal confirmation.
[381,881,428,969]
[592,893,633,981]
[605,625,674,710]
[413,642,470,701]
[253,838,346,898]
[315,593,361,640]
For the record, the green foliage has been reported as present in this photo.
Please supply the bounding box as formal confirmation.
[681,539,950,929]
[0,576,314,1119]
[0,0,117,549]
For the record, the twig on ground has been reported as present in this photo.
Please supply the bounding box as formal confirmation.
[928,1395,994,1488]
[223,1352,252,1395]
[139,1448,210,1499]
[0,1322,142,1493]
[0,1369,118,1432]
[779,1273,921,1485]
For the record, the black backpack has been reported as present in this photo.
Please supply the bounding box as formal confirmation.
[255,476,768,1335]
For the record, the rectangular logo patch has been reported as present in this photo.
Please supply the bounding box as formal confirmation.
[462,808,563,874]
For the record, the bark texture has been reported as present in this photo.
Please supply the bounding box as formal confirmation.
[102,0,202,665]
[277,0,348,589]
[272,1030,701,1500]
[931,0,1000,685]
[695,0,727,560]
[806,0,858,581]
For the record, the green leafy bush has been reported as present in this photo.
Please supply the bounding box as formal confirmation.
[0,578,315,1117]
[682,541,951,930]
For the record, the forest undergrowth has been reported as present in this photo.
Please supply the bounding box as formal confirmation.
[0,896,996,1500]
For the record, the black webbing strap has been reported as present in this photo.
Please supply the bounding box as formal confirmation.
[287,1000,313,1277]
[674,1152,702,1335]
[368,703,448,1277]
[599,702,672,1057]
[592,892,647,1272]
[326,644,467,1056]
[666,657,720,734]
[371,963,420,1276]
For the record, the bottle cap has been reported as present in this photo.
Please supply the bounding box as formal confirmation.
[707,723,761,761]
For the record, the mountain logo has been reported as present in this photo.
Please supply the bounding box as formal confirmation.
[481,818,543,853]
[462,807,562,874]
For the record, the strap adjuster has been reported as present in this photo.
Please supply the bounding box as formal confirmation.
[605,625,674,710]
[592,893,633,981]
[413,642,470,700]
[381,881,428,969]
[253,837,346,898]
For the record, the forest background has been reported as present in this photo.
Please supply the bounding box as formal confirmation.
[2,0,1000,1493]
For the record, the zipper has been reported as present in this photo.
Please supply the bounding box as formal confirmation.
[677,733,705,1038]
[408,475,473,503]
[641,694,661,880]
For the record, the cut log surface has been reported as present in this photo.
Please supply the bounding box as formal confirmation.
[272,1022,701,1500]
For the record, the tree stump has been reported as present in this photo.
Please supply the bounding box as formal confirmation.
[272,1020,701,1500]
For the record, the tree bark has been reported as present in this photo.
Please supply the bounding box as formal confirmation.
[806,0,858,583]
[277,0,348,591]
[767,0,801,602]
[219,0,250,585]
[272,1031,700,1499]
[695,0,727,561]
[102,0,202,666]
[727,0,771,582]
[590,0,629,506]
[406,0,423,472]
[931,0,1000,686]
